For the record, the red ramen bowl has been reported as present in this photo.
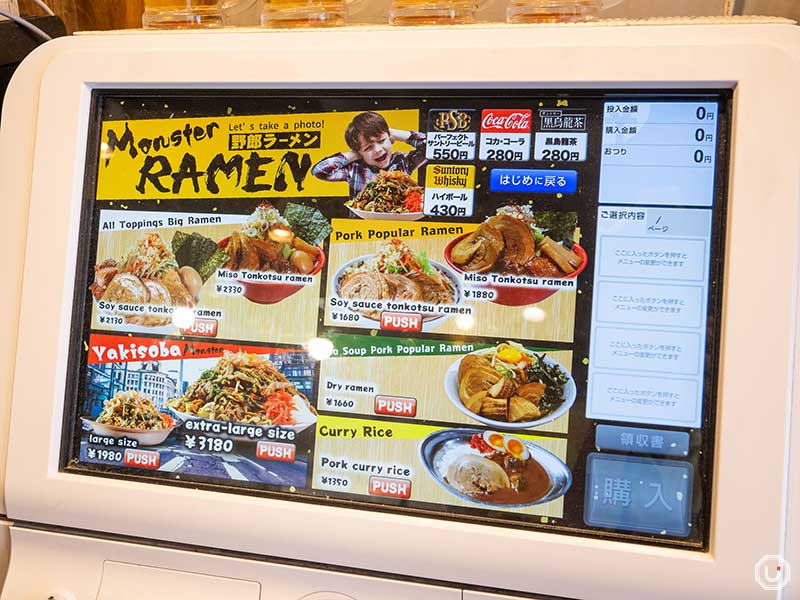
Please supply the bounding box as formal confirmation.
[444,234,587,307]
[217,237,326,305]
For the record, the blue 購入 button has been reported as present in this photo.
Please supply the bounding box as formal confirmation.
[595,425,690,457]
[584,453,693,537]
[489,169,577,194]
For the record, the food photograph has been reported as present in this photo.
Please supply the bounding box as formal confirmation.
[445,206,587,306]
[420,429,572,508]
[81,390,176,447]
[324,216,578,342]
[80,338,317,487]
[90,207,327,345]
[90,232,213,330]
[167,351,318,433]
[445,341,576,429]
[332,238,461,326]
[218,202,330,304]
[345,170,425,221]
[312,418,568,518]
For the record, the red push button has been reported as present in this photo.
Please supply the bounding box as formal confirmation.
[374,395,417,418]
[380,312,423,332]
[180,318,218,337]
[123,449,160,469]
[369,476,412,499]
[257,441,296,462]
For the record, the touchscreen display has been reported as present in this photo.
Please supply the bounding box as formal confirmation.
[64,90,729,549]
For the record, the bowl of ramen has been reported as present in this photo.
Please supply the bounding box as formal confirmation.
[420,429,572,507]
[444,341,575,429]
[444,206,587,306]
[218,203,329,305]
[89,233,208,332]
[332,238,461,324]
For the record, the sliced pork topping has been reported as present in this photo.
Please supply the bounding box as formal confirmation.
[382,273,423,301]
[102,273,149,304]
[487,215,536,267]
[450,206,582,279]
[408,272,455,304]
[339,272,392,301]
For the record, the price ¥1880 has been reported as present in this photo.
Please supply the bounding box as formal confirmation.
[464,288,497,301]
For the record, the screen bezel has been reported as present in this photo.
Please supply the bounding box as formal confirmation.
[59,87,731,552]
[5,25,799,599]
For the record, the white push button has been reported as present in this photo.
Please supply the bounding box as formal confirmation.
[299,594,356,600]
[97,562,260,600]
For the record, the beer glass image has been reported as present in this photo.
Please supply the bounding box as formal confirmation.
[507,0,623,23]
[390,0,483,25]
[142,0,223,28]
[261,0,361,27]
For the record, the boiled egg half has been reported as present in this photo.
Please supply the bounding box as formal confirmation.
[482,431,506,452]
[504,435,530,461]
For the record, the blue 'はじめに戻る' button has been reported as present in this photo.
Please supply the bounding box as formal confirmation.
[489,169,577,194]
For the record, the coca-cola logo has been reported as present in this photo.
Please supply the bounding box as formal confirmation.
[481,109,532,132]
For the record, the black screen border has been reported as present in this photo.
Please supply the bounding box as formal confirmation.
[59,87,732,552]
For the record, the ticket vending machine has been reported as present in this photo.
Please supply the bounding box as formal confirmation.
[1,20,799,600]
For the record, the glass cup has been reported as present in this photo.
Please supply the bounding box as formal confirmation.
[221,0,263,25]
[507,0,623,23]
[261,0,361,27]
[142,0,224,28]
[389,0,483,25]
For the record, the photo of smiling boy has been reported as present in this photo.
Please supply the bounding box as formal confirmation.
[311,111,427,199]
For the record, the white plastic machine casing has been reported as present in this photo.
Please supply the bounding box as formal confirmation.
[1,21,800,600]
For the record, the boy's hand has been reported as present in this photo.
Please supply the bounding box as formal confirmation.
[342,150,361,163]
[389,128,412,143]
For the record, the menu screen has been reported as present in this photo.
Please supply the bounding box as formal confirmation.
[63,90,729,549]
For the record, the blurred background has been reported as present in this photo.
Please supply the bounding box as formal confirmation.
[13,0,800,36]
